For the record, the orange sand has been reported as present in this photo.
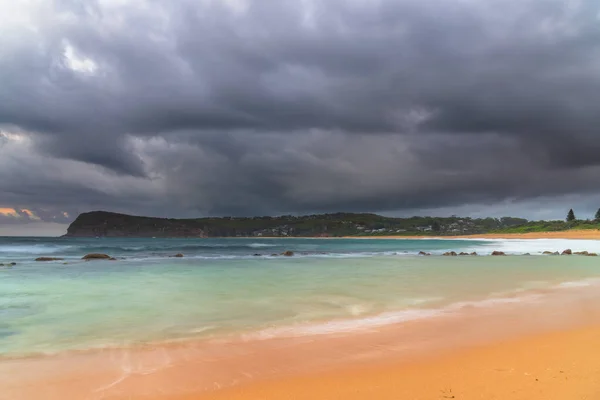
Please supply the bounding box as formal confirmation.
[352,229,600,240]
[201,325,600,400]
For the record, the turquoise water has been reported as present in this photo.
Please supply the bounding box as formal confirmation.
[1,237,600,356]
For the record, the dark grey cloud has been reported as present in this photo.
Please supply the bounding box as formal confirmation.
[2,0,600,227]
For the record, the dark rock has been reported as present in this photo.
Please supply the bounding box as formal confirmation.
[523,253,531,256]
[109,257,118,261]
[470,252,478,256]
[553,251,560,255]
[271,253,278,256]
[253,253,261,257]
[82,253,111,260]
[172,253,184,258]
[574,251,588,255]
[9,262,16,265]
[561,249,572,255]
[587,253,598,256]
[35,257,64,261]
[459,252,470,256]
[491,251,506,256]
[418,251,431,256]
[282,250,294,257]
[443,251,457,256]
[542,251,554,255]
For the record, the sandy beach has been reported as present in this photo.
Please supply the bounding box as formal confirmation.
[353,229,600,240]
[202,325,600,400]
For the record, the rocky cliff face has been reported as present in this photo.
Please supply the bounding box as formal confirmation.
[65,211,208,238]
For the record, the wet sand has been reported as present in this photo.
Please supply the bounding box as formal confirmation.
[3,282,600,400]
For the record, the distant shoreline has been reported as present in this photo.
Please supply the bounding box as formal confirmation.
[341,229,600,240]
[243,229,600,240]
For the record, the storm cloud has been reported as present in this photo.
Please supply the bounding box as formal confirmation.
[2,0,600,231]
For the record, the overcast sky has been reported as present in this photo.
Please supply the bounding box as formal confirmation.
[2,0,600,235]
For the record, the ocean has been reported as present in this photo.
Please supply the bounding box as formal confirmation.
[2,236,600,357]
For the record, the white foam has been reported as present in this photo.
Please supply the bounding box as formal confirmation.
[0,245,72,254]
[459,238,600,255]
[242,293,544,341]
[553,278,600,289]
[247,243,276,248]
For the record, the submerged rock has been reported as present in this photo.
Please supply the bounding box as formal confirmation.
[171,253,184,258]
[491,251,506,256]
[282,250,294,257]
[82,253,111,260]
[253,253,261,257]
[35,257,64,261]
[109,257,118,261]
[523,253,531,256]
[561,249,572,255]
[271,253,279,257]
[443,251,457,256]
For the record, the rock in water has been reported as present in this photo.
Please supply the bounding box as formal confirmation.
[542,251,554,255]
[491,251,506,256]
[574,251,588,255]
[282,250,294,257]
[470,252,478,256]
[418,251,431,256]
[81,253,111,260]
[171,253,184,258]
[587,253,598,256]
[443,251,457,256]
[35,257,64,261]
[561,249,572,255]
[459,252,470,256]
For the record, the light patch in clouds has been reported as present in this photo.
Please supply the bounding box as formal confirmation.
[0,207,42,221]
[63,41,98,74]
[20,209,42,220]
[0,208,20,218]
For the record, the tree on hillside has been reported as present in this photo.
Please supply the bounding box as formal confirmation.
[567,209,576,222]
[595,208,600,221]
[431,220,441,232]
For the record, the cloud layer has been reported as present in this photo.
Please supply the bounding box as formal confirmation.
[2,0,600,227]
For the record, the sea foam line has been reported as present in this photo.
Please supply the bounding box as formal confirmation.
[238,286,598,341]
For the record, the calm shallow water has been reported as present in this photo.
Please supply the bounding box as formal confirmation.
[1,237,600,356]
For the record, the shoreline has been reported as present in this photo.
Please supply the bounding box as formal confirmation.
[343,229,600,240]
[3,280,600,399]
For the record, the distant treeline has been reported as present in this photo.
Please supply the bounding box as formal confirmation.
[64,210,600,238]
